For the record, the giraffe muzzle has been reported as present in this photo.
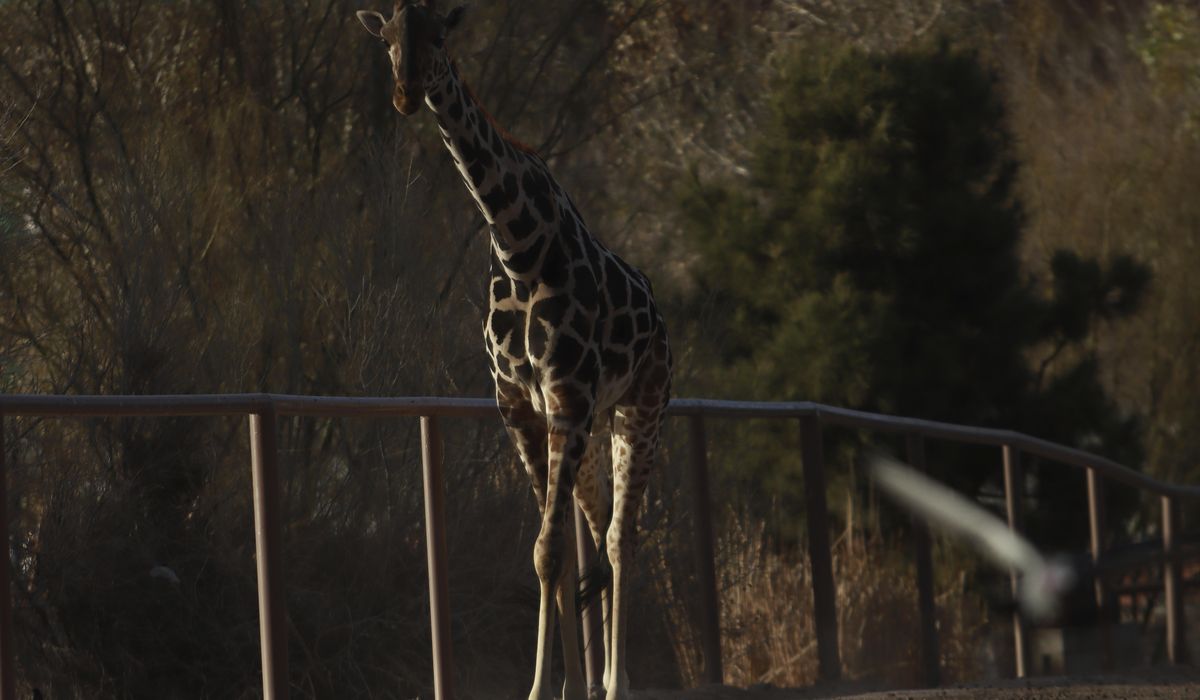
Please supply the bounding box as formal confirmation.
[394,84,424,115]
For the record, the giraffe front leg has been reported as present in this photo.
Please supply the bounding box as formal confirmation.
[529,573,556,700]
[557,522,587,700]
[529,419,591,700]
[499,387,550,514]
[495,387,559,700]
[604,485,635,700]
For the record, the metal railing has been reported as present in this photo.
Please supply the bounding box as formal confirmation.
[0,393,1195,699]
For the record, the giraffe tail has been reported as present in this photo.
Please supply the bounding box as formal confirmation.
[577,545,612,610]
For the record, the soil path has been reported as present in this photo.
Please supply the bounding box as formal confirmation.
[632,668,1200,700]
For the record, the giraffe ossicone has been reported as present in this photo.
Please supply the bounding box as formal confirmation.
[358,3,673,700]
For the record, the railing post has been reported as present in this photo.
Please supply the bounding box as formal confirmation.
[1162,495,1187,665]
[249,405,290,700]
[906,435,940,687]
[1086,468,1113,669]
[799,415,841,682]
[1002,445,1027,678]
[574,502,604,690]
[421,416,455,700]
[687,415,723,685]
[0,414,14,700]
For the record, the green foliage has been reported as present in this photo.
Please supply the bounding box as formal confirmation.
[678,41,1148,543]
[1044,251,1151,342]
[686,42,1024,417]
[1136,4,1200,91]
[1134,3,1200,135]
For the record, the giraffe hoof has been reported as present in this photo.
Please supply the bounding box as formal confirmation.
[561,679,587,700]
[604,673,631,700]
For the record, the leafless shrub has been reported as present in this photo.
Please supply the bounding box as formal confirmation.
[972,2,1200,489]
[696,515,990,689]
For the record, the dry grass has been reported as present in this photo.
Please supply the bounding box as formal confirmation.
[703,517,990,690]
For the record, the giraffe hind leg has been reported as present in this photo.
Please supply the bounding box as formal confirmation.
[573,421,613,699]
[604,423,655,700]
[575,425,613,610]
[577,546,612,610]
[605,333,671,700]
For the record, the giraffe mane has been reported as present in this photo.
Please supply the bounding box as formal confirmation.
[452,61,538,156]
[394,0,435,15]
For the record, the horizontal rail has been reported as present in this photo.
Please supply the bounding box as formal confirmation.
[4,394,1198,499]
[0,394,498,418]
[1113,579,1200,597]
[4,392,1200,691]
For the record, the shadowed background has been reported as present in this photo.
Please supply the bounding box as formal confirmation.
[0,1,1197,697]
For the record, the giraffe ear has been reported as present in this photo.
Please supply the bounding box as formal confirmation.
[444,5,467,32]
[356,10,386,38]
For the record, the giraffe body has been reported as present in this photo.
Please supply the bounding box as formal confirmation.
[358,4,672,699]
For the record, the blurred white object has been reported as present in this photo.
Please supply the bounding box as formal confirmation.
[149,565,181,585]
[870,454,1075,621]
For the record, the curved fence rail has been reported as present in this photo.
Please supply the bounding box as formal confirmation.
[0,393,1194,699]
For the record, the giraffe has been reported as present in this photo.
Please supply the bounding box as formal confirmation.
[357,3,672,700]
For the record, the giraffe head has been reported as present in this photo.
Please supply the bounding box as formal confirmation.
[357,0,466,115]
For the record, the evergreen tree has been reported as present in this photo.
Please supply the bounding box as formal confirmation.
[679,42,1148,547]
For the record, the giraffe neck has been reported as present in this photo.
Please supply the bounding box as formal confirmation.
[425,54,566,281]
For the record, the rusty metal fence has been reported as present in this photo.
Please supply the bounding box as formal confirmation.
[0,393,1196,699]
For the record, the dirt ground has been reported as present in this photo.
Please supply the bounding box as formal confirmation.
[632,667,1200,699]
